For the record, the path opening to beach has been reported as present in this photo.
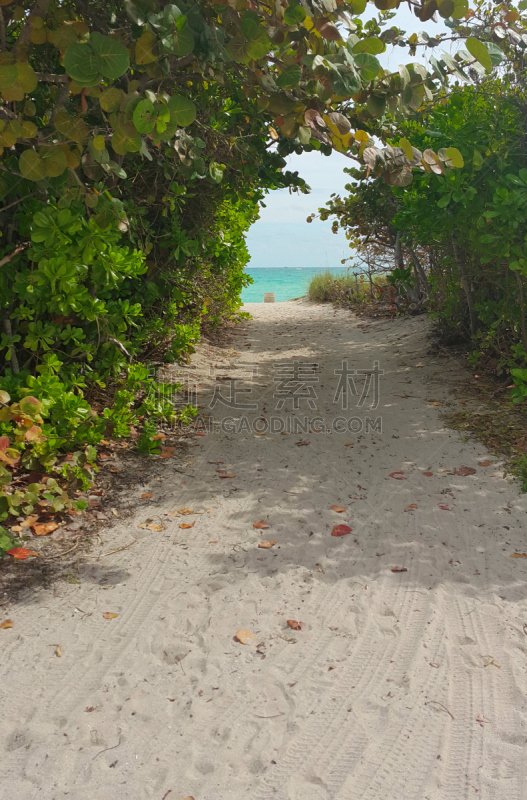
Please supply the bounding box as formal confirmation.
[2,301,526,800]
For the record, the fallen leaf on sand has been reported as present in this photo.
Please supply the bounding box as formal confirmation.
[422,472,433,477]
[344,441,354,446]
[431,401,442,406]
[179,522,195,529]
[32,521,59,536]
[160,450,175,458]
[437,468,452,473]
[103,612,119,619]
[0,619,13,629]
[296,440,310,446]
[331,524,352,537]
[331,505,346,513]
[478,460,491,467]
[287,620,305,630]
[195,432,206,437]
[21,514,39,528]
[258,540,277,549]
[219,473,236,478]
[511,552,527,559]
[454,466,476,476]
[389,472,405,480]
[138,522,165,532]
[253,520,270,529]
[7,548,37,559]
[10,525,22,532]
[476,714,489,726]
[391,566,408,573]
[54,644,62,657]
[235,629,257,645]
[176,508,194,515]
[141,493,153,499]
[404,504,418,512]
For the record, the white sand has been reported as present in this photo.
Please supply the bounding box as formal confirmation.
[1,301,527,800]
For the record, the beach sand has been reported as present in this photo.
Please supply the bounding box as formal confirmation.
[1,300,526,800]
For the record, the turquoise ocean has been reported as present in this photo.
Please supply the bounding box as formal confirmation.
[241,266,345,303]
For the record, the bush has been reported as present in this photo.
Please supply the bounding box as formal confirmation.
[307,271,357,303]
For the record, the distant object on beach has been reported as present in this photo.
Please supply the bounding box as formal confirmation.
[263,292,276,303]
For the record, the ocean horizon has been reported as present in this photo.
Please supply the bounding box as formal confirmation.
[241,266,348,303]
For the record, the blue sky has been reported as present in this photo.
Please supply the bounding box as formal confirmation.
[246,5,451,269]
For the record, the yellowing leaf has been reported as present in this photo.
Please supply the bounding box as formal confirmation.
[179,521,195,529]
[135,30,158,64]
[0,619,13,629]
[399,137,413,161]
[103,612,119,619]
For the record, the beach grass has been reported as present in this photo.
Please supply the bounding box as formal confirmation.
[307,271,357,303]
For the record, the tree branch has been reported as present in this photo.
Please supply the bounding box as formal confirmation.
[0,243,29,268]
[0,8,6,51]
[15,0,51,52]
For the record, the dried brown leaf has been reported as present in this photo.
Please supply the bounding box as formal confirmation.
[32,521,59,536]
[0,619,13,629]
[287,619,305,630]
[331,505,346,513]
[235,629,257,645]
[253,520,270,529]
[179,522,195,529]
[258,540,277,549]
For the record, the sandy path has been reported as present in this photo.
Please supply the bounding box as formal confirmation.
[1,301,527,800]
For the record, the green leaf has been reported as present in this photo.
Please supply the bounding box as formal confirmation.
[40,146,68,178]
[90,32,130,79]
[446,146,464,168]
[19,150,46,181]
[246,29,271,59]
[350,0,368,10]
[437,0,454,18]
[451,0,468,17]
[227,37,251,64]
[0,64,17,94]
[276,64,302,89]
[354,53,380,82]
[133,98,157,133]
[465,37,492,73]
[99,87,125,112]
[437,192,452,208]
[209,161,226,183]
[366,94,386,118]
[241,10,260,38]
[283,4,306,25]
[485,42,504,66]
[162,22,195,56]
[64,43,101,85]
[167,94,196,127]
[352,37,385,55]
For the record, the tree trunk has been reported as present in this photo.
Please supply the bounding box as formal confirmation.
[408,244,428,296]
[451,235,478,337]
